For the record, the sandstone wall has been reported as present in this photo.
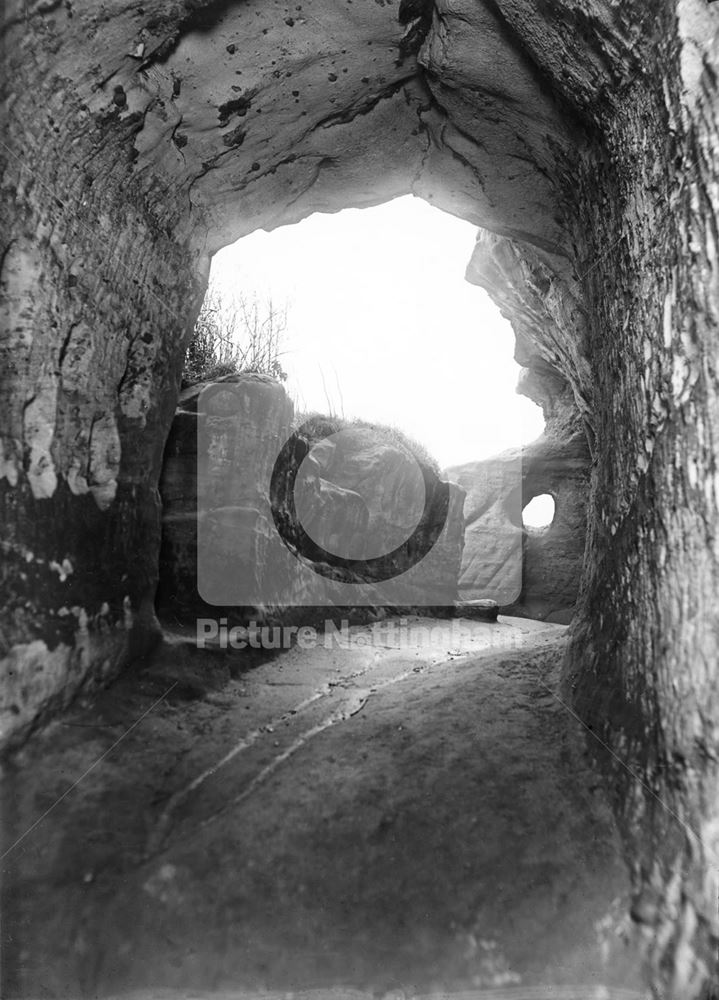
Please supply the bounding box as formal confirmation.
[448,432,590,623]
[159,374,465,619]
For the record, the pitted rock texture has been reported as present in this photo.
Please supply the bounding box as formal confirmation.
[3,0,719,993]
[159,374,465,616]
[447,432,590,623]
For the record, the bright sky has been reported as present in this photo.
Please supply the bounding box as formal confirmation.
[211,195,544,470]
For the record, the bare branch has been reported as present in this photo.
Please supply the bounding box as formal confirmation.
[183,278,290,385]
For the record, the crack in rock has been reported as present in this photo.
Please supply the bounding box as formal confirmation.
[145,655,441,857]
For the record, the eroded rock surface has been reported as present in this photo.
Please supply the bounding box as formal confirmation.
[159,374,465,616]
[448,431,590,623]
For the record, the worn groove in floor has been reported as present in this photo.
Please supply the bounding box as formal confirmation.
[1,616,648,998]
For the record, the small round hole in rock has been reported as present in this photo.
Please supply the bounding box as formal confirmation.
[522,493,555,530]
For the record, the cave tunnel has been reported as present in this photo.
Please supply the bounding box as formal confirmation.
[2,0,719,997]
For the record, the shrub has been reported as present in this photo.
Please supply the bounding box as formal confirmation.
[183,280,288,387]
[294,411,440,475]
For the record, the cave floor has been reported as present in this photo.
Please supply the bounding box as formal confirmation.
[2,615,648,999]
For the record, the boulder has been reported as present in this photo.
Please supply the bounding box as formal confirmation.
[454,599,500,622]
[159,375,466,618]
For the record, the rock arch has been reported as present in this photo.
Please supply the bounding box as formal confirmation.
[2,0,719,993]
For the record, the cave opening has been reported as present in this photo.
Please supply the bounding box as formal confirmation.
[188,195,546,468]
[4,0,719,994]
[158,194,573,629]
[1,129,695,1000]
